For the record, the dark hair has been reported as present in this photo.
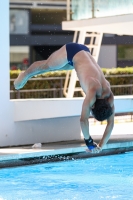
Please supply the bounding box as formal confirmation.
[91,99,113,121]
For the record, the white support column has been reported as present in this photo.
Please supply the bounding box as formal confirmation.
[0,0,9,101]
[77,30,86,44]
[73,31,78,43]
[0,0,9,110]
[0,0,12,144]
[66,0,71,21]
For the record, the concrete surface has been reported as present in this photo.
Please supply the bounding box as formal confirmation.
[0,122,133,168]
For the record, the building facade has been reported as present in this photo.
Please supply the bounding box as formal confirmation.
[10,0,133,70]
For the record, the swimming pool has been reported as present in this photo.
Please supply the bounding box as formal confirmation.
[0,152,133,200]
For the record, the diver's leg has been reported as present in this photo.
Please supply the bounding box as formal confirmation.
[14,45,69,89]
[25,45,69,76]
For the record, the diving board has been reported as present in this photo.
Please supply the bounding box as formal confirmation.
[62,14,133,35]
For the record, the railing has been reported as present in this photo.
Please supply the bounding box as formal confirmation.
[10,74,133,99]
[69,0,133,20]
[10,77,65,99]
[105,74,133,96]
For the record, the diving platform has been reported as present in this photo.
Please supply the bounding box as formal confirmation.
[62,14,133,35]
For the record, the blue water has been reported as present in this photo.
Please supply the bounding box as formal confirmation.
[0,152,133,200]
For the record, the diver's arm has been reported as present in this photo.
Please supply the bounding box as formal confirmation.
[98,105,115,149]
[80,89,96,140]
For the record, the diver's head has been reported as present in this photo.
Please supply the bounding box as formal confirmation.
[91,99,113,121]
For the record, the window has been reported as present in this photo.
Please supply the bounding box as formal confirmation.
[10,46,29,70]
[118,45,133,61]
[10,9,29,34]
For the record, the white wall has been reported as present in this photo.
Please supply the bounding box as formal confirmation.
[98,45,117,68]
[0,93,132,147]
[0,98,82,147]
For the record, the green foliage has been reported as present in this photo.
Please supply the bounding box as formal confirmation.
[102,67,133,75]
[10,70,67,79]
[10,70,67,91]
[102,67,133,85]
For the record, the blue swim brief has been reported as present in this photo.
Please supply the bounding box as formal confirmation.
[66,42,90,66]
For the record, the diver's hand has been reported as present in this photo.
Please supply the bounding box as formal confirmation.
[14,72,27,90]
[86,144,102,154]
[84,136,97,151]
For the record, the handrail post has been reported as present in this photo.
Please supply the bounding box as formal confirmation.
[17,90,20,99]
[66,0,70,21]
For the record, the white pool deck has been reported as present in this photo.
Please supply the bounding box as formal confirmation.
[0,122,133,168]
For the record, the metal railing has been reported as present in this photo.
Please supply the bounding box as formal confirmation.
[10,77,65,99]
[10,74,133,99]
[70,0,133,20]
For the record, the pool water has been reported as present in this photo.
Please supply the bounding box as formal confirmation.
[0,152,133,200]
